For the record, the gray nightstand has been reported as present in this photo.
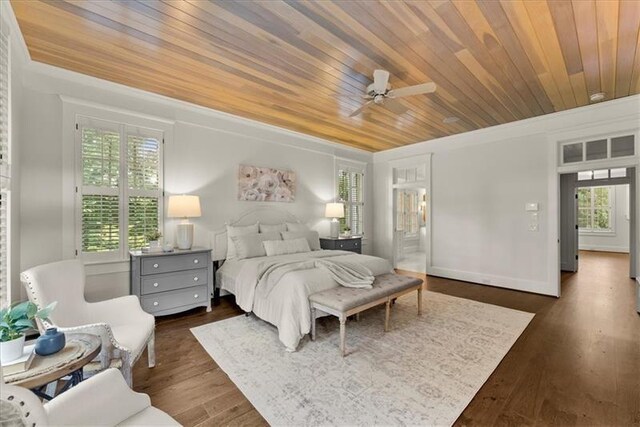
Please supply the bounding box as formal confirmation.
[130,247,213,316]
[320,236,362,254]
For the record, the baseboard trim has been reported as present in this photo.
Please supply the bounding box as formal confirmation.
[427,266,557,297]
[579,245,630,253]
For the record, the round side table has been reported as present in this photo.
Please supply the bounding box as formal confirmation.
[3,333,101,400]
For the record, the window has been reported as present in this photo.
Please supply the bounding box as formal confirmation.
[76,116,163,261]
[337,164,364,236]
[578,186,614,233]
[560,134,636,165]
[0,30,9,306]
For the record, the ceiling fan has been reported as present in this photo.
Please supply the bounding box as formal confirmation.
[349,69,436,117]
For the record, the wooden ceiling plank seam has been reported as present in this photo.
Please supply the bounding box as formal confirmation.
[596,0,619,102]
[349,1,512,125]
[614,0,640,97]
[435,1,538,118]
[308,1,493,129]
[498,0,566,111]
[474,0,555,115]
[522,0,578,110]
[571,0,602,97]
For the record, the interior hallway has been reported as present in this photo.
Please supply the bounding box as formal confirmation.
[395,251,427,274]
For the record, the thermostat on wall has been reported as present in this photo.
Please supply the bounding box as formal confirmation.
[526,203,539,212]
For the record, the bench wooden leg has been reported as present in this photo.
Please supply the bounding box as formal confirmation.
[384,300,391,332]
[311,307,317,341]
[355,312,360,322]
[339,315,346,357]
[417,288,423,316]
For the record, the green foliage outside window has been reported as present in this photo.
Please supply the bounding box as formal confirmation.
[578,186,612,231]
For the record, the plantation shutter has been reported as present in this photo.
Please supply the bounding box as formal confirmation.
[79,119,121,259]
[76,117,163,260]
[0,30,9,306]
[126,128,161,250]
[337,162,365,236]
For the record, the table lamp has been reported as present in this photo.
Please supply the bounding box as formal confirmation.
[325,202,344,239]
[168,195,201,250]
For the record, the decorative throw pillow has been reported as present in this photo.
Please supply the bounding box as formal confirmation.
[263,238,311,257]
[259,223,286,233]
[226,223,259,260]
[281,230,321,251]
[232,232,281,260]
[286,222,309,232]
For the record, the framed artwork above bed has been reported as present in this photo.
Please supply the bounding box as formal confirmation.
[238,164,296,202]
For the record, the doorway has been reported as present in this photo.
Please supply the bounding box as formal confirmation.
[560,167,636,279]
[394,187,427,273]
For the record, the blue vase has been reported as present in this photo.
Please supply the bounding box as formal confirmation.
[35,328,66,356]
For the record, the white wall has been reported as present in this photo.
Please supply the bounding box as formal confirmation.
[579,184,630,253]
[14,62,372,302]
[374,95,640,297]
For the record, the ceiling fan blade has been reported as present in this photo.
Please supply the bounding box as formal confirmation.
[372,69,390,93]
[382,99,408,115]
[349,100,373,117]
[388,82,436,98]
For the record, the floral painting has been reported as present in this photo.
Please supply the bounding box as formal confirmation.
[238,165,296,202]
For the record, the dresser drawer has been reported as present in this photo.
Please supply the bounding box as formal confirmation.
[141,285,208,313]
[141,253,208,275]
[141,269,208,295]
[335,239,360,251]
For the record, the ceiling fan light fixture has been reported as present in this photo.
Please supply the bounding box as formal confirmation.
[589,92,606,103]
[443,116,460,124]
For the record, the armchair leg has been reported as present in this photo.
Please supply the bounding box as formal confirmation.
[147,331,156,368]
[121,352,133,387]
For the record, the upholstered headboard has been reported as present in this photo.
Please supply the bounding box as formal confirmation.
[210,207,304,261]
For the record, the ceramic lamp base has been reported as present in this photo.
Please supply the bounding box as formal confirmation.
[176,222,194,250]
[329,218,340,239]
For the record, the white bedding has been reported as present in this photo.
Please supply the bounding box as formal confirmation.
[217,250,393,350]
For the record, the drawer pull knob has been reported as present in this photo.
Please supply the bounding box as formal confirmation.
[193,259,199,264]
[194,294,199,298]
[153,282,159,287]
[355,243,359,246]
[340,244,344,248]
[153,263,159,268]
[153,301,159,306]
[194,277,199,281]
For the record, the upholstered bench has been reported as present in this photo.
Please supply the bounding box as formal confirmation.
[309,273,423,356]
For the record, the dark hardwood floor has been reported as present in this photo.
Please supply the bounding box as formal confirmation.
[133,251,639,426]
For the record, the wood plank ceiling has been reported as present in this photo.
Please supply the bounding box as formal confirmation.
[10,0,640,152]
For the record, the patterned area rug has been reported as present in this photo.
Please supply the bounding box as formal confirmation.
[191,291,534,426]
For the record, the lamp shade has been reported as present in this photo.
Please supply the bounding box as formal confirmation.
[325,202,344,218]
[167,195,201,218]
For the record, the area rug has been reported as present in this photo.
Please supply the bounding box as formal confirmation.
[191,291,534,426]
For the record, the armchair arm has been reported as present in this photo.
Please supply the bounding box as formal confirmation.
[86,295,153,326]
[45,369,150,426]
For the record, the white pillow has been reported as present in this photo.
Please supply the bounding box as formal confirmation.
[263,238,311,256]
[286,222,309,232]
[226,223,259,260]
[232,232,281,260]
[259,223,286,233]
[281,230,321,251]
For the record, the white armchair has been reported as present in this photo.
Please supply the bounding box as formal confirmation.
[1,368,179,426]
[20,259,156,386]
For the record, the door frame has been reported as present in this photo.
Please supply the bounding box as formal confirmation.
[388,155,432,270]
[548,119,640,298]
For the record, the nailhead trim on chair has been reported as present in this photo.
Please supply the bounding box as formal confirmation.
[6,395,36,426]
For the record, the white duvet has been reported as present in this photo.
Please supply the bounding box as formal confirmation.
[217,250,393,350]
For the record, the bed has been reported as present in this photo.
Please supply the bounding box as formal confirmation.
[211,208,393,351]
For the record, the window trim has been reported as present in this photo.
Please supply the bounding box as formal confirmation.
[74,114,165,263]
[578,186,616,236]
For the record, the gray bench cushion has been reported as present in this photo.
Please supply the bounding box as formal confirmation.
[309,273,423,312]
